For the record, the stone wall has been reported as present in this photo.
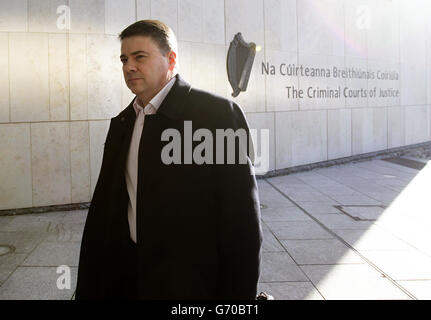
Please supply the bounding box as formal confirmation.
[0,0,430,210]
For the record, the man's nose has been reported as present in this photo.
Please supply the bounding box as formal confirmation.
[124,61,138,72]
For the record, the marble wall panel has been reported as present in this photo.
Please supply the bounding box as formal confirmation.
[105,0,136,36]
[49,34,69,121]
[214,45,229,99]
[400,62,427,107]
[177,41,192,84]
[89,120,110,196]
[366,0,399,63]
[367,59,400,108]
[178,0,204,42]
[229,46,266,113]
[404,105,429,145]
[429,105,431,140]
[69,34,88,120]
[245,112,275,173]
[328,109,352,160]
[265,50,299,111]
[225,0,264,48]
[87,34,122,120]
[137,0,151,20]
[178,0,224,45]
[70,121,91,203]
[399,0,427,64]
[69,0,105,34]
[351,107,387,155]
[297,0,345,56]
[150,0,178,36]
[0,124,32,210]
[31,122,71,207]
[0,1,28,32]
[399,2,427,107]
[203,0,224,45]
[344,0,368,59]
[298,54,346,110]
[190,42,216,93]
[9,33,49,122]
[190,43,247,103]
[264,0,297,52]
[275,110,327,169]
[0,33,9,122]
[387,106,405,149]
[28,0,68,33]
[344,56,368,108]
[427,5,431,106]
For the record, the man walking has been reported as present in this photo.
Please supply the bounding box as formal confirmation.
[75,20,262,300]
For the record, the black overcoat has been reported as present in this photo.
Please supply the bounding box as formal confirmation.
[75,74,262,300]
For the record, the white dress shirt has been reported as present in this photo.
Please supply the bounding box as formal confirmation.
[125,77,176,243]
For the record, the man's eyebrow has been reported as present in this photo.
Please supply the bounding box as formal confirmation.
[120,50,149,58]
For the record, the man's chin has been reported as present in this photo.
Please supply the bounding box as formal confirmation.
[129,86,144,95]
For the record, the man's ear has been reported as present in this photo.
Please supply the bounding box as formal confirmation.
[168,51,177,71]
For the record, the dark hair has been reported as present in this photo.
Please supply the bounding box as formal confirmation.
[119,20,177,56]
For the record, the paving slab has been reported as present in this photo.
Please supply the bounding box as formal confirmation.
[0,253,27,285]
[61,210,88,224]
[261,226,285,252]
[312,213,375,230]
[0,266,77,300]
[300,264,412,300]
[259,252,308,282]
[295,202,341,214]
[340,205,386,220]
[396,280,431,300]
[266,221,335,240]
[278,191,336,203]
[331,227,415,251]
[292,173,342,188]
[258,282,324,300]
[349,183,397,194]
[261,206,312,222]
[45,222,85,242]
[376,159,423,172]
[0,231,47,253]
[22,241,81,267]
[359,192,400,205]
[327,194,383,205]
[0,216,50,233]
[266,175,310,187]
[0,216,14,228]
[318,186,363,197]
[258,185,296,208]
[359,250,431,281]
[331,176,373,187]
[280,239,364,265]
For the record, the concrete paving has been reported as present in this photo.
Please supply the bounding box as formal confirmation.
[1,156,431,300]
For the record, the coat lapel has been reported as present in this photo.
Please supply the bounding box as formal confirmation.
[135,74,192,247]
[115,101,137,166]
[156,73,192,121]
[114,73,192,146]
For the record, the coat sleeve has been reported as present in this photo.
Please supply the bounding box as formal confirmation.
[213,100,263,300]
[76,118,117,299]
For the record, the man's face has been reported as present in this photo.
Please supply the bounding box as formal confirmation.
[120,35,175,99]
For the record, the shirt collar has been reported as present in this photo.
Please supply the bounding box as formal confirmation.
[132,76,176,115]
